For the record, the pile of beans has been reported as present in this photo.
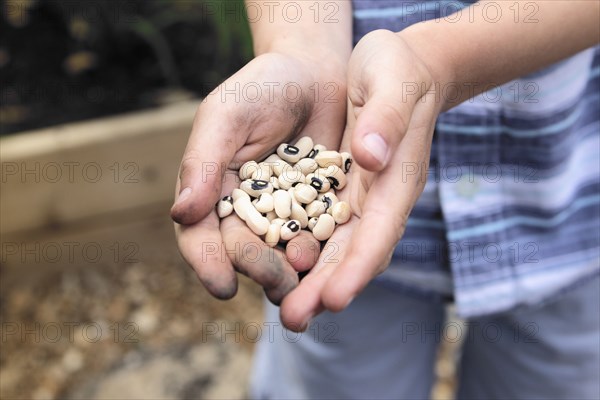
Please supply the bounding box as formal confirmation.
[216,137,352,246]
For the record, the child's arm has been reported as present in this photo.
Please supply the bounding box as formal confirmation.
[279,1,599,329]
[404,0,600,109]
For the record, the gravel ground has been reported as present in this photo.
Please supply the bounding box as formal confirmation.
[0,207,458,399]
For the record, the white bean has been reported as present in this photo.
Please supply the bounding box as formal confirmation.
[305,200,327,218]
[293,183,318,204]
[308,144,327,159]
[252,162,274,180]
[233,195,253,221]
[277,143,303,164]
[319,165,347,190]
[291,202,309,228]
[306,172,331,193]
[293,136,314,158]
[245,207,270,236]
[273,190,292,219]
[240,179,274,197]
[329,201,351,224]
[232,188,250,202]
[280,220,301,241]
[271,218,288,226]
[239,161,259,180]
[217,196,234,218]
[265,223,281,247]
[307,217,318,231]
[295,158,318,175]
[277,165,304,189]
[253,193,274,213]
[269,176,280,190]
[312,214,335,241]
[315,150,343,168]
[341,152,353,173]
[264,210,278,222]
[319,192,339,210]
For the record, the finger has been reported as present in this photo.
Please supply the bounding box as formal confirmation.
[170,102,240,225]
[175,212,238,300]
[220,215,299,306]
[322,102,437,312]
[348,30,426,171]
[285,231,321,272]
[279,221,354,331]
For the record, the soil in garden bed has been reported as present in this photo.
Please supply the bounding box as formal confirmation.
[1,0,252,135]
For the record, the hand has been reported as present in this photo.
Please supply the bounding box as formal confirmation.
[280,30,446,331]
[171,50,348,304]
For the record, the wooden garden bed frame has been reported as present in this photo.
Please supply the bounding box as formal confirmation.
[1,100,199,239]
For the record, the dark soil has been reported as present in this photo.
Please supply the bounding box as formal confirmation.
[1,0,252,134]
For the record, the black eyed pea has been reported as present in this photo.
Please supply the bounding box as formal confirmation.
[264,210,278,222]
[319,191,339,210]
[307,144,327,159]
[294,158,319,175]
[305,172,331,193]
[253,193,274,213]
[341,152,353,173]
[271,218,288,226]
[270,176,280,189]
[305,200,327,218]
[240,179,274,197]
[232,188,250,202]
[293,136,315,159]
[264,223,281,247]
[288,186,298,204]
[315,150,343,168]
[329,201,351,224]
[216,196,234,218]
[277,165,304,190]
[273,189,292,219]
[277,143,303,164]
[291,202,309,228]
[293,183,318,204]
[307,217,318,231]
[239,161,260,180]
[320,165,347,190]
[252,162,274,181]
[263,157,289,177]
[312,213,335,241]
[245,206,270,236]
[233,194,253,221]
[280,220,302,241]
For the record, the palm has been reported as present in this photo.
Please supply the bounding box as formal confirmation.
[173,52,347,304]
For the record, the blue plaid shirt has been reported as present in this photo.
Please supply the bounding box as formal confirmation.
[352,0,600,317]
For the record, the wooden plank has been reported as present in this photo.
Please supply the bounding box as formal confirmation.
[1,100,200,236]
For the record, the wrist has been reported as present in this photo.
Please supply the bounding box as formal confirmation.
[397,23,457,111]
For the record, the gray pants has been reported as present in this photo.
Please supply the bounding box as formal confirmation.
[251,275,600,399]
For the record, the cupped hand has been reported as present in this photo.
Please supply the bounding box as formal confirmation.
[171,51,347,303]
[280,30,446,331]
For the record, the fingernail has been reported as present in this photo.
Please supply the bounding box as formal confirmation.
[343,295,356,309]
[174,187,192,206]
[300,314,314,331]
[362,133,389,166]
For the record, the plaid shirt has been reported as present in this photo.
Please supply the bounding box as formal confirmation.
[352,0,600,317]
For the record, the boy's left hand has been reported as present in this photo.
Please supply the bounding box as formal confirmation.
[279,29,446,331]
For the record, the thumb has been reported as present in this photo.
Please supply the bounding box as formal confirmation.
[348,30,427,172]
[170,104,238,225]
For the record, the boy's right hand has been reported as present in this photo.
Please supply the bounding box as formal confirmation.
[171,51,347,304]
